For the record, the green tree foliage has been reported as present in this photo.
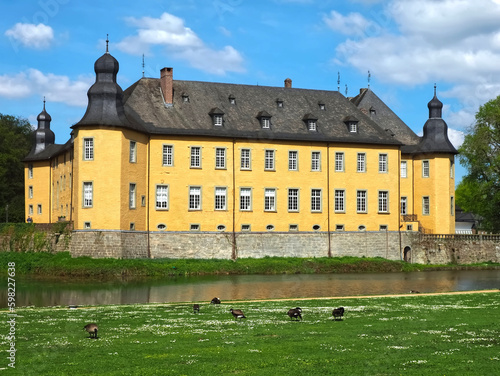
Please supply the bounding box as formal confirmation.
[0,114,33,223]
[457,95,500,233]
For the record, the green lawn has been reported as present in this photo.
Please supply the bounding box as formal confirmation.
[1,292,499,375]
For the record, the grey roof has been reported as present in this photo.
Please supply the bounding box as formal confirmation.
[350,88,420,146]
[23,138,72,162]
[122,78,402,146]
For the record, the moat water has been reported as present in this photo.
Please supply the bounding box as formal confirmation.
[2,269,499,308]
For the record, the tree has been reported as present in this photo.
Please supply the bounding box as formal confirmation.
[0,114,33,223]
[457,95,500,233]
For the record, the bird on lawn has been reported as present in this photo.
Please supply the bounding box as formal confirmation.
[229,309,246,320]
[211,297,221,304]
[332,307,345,321]
[84,323,98,339]
[410,290,421,294]
[287,307,302,321]
[193,304,200,313]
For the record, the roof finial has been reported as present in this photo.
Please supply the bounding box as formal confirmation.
[345,84,348,96]
[142,54,145,78]
[337,71,340,92]
[368,70,371,89]
[106,34,109,54]
[434,83,437,96]
[43,96,46,110]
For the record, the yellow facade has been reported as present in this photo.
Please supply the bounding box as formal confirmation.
[25,161,51,223]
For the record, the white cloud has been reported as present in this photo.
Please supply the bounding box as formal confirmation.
[0,69,92,107]
[447,128,465,149]
[323,11,375,37]
[117,12,245,75]
[5,23,54,49]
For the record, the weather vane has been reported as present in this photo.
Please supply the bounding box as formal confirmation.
[106,34,109,53]
[337,71,340,92]
[142,54,145,78]
[368,70,371,89]
[345,84,348,96]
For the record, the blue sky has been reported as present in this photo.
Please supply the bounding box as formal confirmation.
[4,0,500,184]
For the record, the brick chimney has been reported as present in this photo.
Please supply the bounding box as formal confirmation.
[160,67,173,105]
[284,78,292,88]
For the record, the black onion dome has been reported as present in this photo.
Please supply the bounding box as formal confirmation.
[32,101,55,154]
[427,92,443,119]
[94,52,119,82]
[37,107,52,123]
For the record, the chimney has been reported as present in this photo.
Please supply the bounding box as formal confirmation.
[284,78,292,88]
[160,67,173,105]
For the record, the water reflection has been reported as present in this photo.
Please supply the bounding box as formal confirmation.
[2,270,499,308]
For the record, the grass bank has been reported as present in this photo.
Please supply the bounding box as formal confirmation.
[0,251,499,279]
[1,292,498,375]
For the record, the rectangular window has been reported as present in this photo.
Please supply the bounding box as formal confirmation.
[215,187,227,210]
[190,224,200,231]
[336,224,345,231]
[335,152,344,172]
[129,183,136,209]
[264,188,276,211]
[288,188,299,212]
[289,224,298,231]
[311,151,321,171]
[241,224,251,231]
[450,159,455,178]
[308,120,317,131]
[28,186,33,199]
[156,185,169,210]
[189,186,201,210]
[215,148,226,169]
[357,190,367,213]
[422,160,430,178]
[288,151,298,171]
[261,118,270,129]
[401,196,407,215]
[37,204,42,214]
[240,188,252,211]
[334,190,345,212]
[422,196,430,215]
[378,191,389,213]
[28,164,33,179]
[190,147,201,168]
[129,141,137,163]
[451,196,454,216]
[28,205,33,215]
[84,138,94,160]
[357,153,366,172]
[379,154,388,173]
[130,223,135,231]
[311,189,322,212]
[265,149,275,170]
[84,222,91,229]
[401,161,407,178]
[214,115,223,126]
[162,145,173,166]
[83,182,93,208]
[240,149,251,170]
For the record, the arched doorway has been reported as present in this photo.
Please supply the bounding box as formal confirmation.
[403,246,411,262]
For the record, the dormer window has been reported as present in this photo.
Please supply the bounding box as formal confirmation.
[343,116,359,133]
[276,98,284,108]
[182,93,189,102]
[369,106,376,116]
[209,107,224,127]
[229,95,236,105]
[318,102,325,110]
[257,111,272,129]
[303,113,318,132]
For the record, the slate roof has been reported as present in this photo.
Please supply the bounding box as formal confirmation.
[122,78,402,146]
[23,138,72,162]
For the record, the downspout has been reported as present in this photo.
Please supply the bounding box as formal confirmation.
[231,139,237,260]
[327,143,332,257]
[147,135,151,258]
[398,149,402,260]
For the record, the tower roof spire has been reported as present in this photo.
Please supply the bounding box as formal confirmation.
[106,34,109,54]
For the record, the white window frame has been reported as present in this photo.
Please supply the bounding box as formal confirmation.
[334,189,345,212]
[189,186,201,211]
[288,150,298,171]
[28,205,33,215]
[190,146,201,168]
[265,149,275,171]
[378,191,389,213]
[308,119,317,131]
[37,204,42,214]
[28,164,33,179]
[215,187,227,211]
[422,196,430,215]
[261,117,270,129]
[240,187,252,211]
[311,151,321,171]
[422,160,430,178]
[28,186,33,199]
[357,153,366,173]
[129,183,136,209]
[379,154,388,173]
[83,182,93,208]
[264,188,276,212]
[129,141,137,163]
[240,148,251,170]
[155,185,169,210]
[400,196,407,215]
[357,190,367,213]
[311,189,322,212]
[401,161,407,178]
[214,115,223,127]
[349,122,357,133]
[335,152,344,172]
[83,138,94,161]
[288,188,299,212]
[162,144,173,166]
[215,147,226,169]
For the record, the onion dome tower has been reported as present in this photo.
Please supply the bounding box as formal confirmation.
[31,98,55,154]
[417,85,458,154]
[73,36,133,128]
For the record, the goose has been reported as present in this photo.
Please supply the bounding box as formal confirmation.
[332,307,345,321]
[193,304,200,313]
[84,323,98,338]
[287,307,302,321]
[229,309,246,319]
[211,297,221,304]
